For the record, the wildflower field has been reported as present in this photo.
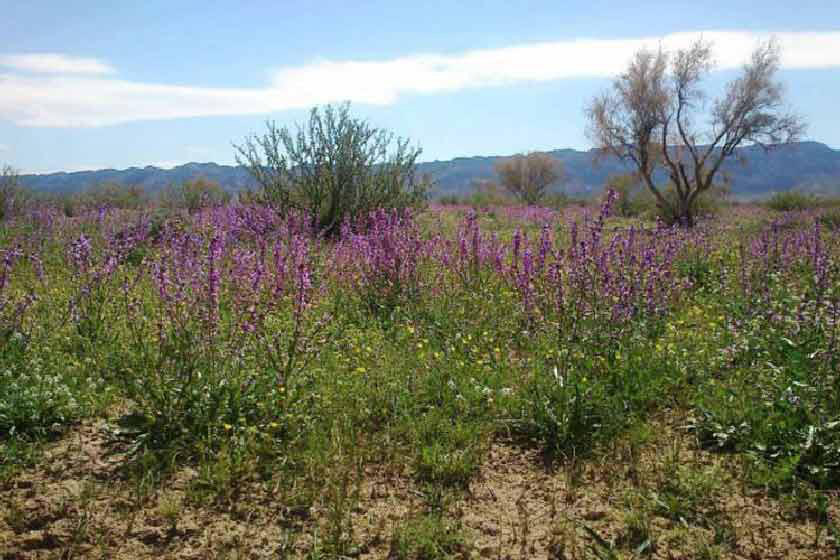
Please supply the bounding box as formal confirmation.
[1,196,839,559]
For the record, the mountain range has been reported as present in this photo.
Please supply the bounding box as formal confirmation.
[18,141,840,199]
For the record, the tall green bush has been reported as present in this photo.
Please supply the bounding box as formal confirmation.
[159,177,231,213]
[235,103,428,235]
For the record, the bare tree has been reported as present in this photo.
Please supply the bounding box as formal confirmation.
[495,152,563,205]
[586,39,805,226]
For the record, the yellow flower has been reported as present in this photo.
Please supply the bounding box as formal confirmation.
[223,423,232,431]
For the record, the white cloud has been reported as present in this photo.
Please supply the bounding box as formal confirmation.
[0,144,8,152]
[1,30,839,128]
[0,53,115,75]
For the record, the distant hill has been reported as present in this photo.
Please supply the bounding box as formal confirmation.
[18,141,840,199]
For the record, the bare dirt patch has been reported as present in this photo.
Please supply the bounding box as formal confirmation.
[3,414,839,559]
[456,413,840,559]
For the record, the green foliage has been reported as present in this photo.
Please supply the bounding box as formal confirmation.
[649,465,722,525]
[819,207,840,231]
[675,250,717,291]
[632,183,728,223]
[412,412,486,487]
[77,181,148,211]
[389,515,471,560]
[460,180,514,209]
[0,352,88,439]
[0,165,31,221]
[235,103,428,235]
[604,173,644,218]
[510,333,675,460]
[436,194,463,205]
[159,177,231,212]
[693,262,840,487]
[765,190,818,212]
[1,197,839,556]
[514,365,610,457]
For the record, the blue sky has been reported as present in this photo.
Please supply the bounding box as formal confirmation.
[2,0,839,173]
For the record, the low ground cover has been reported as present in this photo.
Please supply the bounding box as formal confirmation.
[1,199,838,558]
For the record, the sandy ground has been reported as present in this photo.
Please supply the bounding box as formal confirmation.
[2,414,838,559]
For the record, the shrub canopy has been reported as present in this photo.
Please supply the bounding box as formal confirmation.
[235,103,428,235]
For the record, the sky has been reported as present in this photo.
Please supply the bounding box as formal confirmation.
[2,0,839,174]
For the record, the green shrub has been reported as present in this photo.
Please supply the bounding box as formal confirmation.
[159,177,231,213]
[437,194,463,206]
[819,207,840,231]
[412,412,485,487]
[632,183,727,223]
[461,180,513,208]
[0,353,88,438]
[765,191,818,212]
[389,515,470,560]
[79,181,149,210]
[694,275,840,487]
[0,165,31,221]
[516,366,610,457]
[604,173,644,217]
[235,103,428,235]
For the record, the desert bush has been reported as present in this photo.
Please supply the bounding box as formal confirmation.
[604,173,644,217]
[389,514,470,559]
[159,177,231,213]
[765,191,818,212]
[495,152,564,205]
[461,179,514,209]
[235,103,428,236]
[437,194,462,206]
[0,166,32,221]
[57,182,148,216]
[820,207,840,231]
[79,181,148,210]
[632,183,727,222]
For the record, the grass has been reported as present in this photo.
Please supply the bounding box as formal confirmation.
[0,202,839,558]
[389,515,471,559]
